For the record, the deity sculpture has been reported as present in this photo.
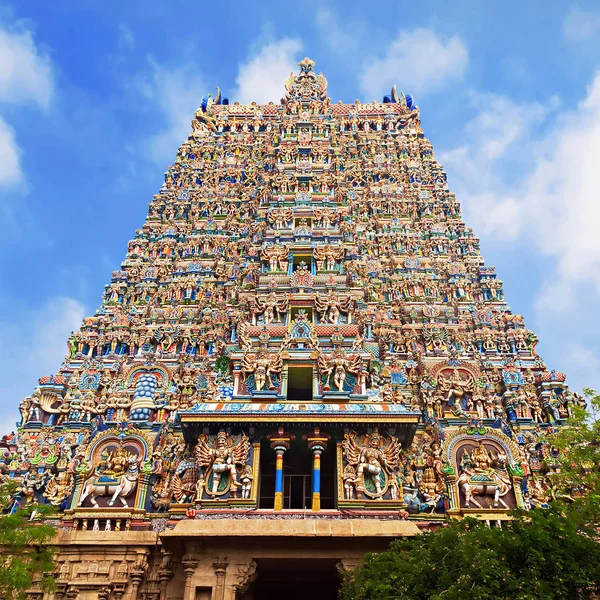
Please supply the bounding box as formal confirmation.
[342,430,402,500]
[317,348,363,393]
[438,369,474,410]
[195,431,251,497]
[456,441,513,508]
[313,245,344,271]
[240,349,283,392]
[78,442,141,508]
[314,292,354,324]
[252,292,289,325]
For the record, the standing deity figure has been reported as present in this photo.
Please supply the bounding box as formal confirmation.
[240,465,254,499]
[343,464,359,499]
[253,292,289,325]
[261,245,289,273]
[241,349,283,392]
[314,292,353,324]
[342,430,401,500]
[195,431,250,497]
[313,245,344,271]
[267,207,293,229]
[317,348,363,393]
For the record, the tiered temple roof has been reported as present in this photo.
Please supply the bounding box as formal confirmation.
[2,58,577,545]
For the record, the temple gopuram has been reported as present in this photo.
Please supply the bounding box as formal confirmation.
[2,58,582,600]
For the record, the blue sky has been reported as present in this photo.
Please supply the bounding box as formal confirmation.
[1,1,600,433]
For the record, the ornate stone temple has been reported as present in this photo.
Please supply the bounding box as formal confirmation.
[2,58,581,599]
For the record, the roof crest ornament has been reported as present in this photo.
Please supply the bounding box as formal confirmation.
[283,57,329,104]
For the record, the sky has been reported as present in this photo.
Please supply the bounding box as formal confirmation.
[1,0,600,433]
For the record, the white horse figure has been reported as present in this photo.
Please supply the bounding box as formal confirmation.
[78,454,140,508]
[457,452,512,509]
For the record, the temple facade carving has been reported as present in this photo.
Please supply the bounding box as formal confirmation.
[1,58,579,599]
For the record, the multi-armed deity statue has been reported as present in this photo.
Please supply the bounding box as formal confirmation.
[0,57,581,599]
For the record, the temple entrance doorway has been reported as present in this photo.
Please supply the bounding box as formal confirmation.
[245,558,340,600]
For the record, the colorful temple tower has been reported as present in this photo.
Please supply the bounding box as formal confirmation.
[2,58,581,599]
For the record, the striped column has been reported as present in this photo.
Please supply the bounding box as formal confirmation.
[305,427,330,512]
[274,448,285,511]
[311,447,323,511]
[268,428,293,511]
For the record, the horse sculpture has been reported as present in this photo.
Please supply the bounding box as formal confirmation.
[78,453,140,508]
[457,449,512,509]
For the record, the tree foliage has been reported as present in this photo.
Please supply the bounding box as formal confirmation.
[341,508,600,600]
[546,388,600,523]
[0,479,57,600]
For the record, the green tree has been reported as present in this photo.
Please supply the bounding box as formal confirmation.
[341,508,600,600]
[0,479,57,600]
[546,388,600,523]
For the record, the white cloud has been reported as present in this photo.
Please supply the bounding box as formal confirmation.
[0,21,54,192]
[234,38,302,104]
[118,23,135,52]
[135,58,206,165]
[490,77,600,299]
[0,296,85,436]
[359,29,468,99]
[439,92,557,239]
[564,7,600,41]
[0,116,22,186]
[0,24,54,108]
[439,73,600,391]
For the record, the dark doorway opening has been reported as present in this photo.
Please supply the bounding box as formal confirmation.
[283,441,312,509]
[287,366,313,401]
[244,559,340,600]
[318,442,337,510]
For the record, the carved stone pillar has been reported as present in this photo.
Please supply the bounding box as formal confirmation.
[130,557,149,599]
[114,559,129,600]
[157,551,173,600]
[182,553,198,600]
[113,582,127,600]
[55,584,68,600]
[55,560,71,600]
[65,588,79,600]
[213,560,228,600]
[98,586,112,600]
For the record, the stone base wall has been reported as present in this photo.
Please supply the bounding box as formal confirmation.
[39,517,421,600]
